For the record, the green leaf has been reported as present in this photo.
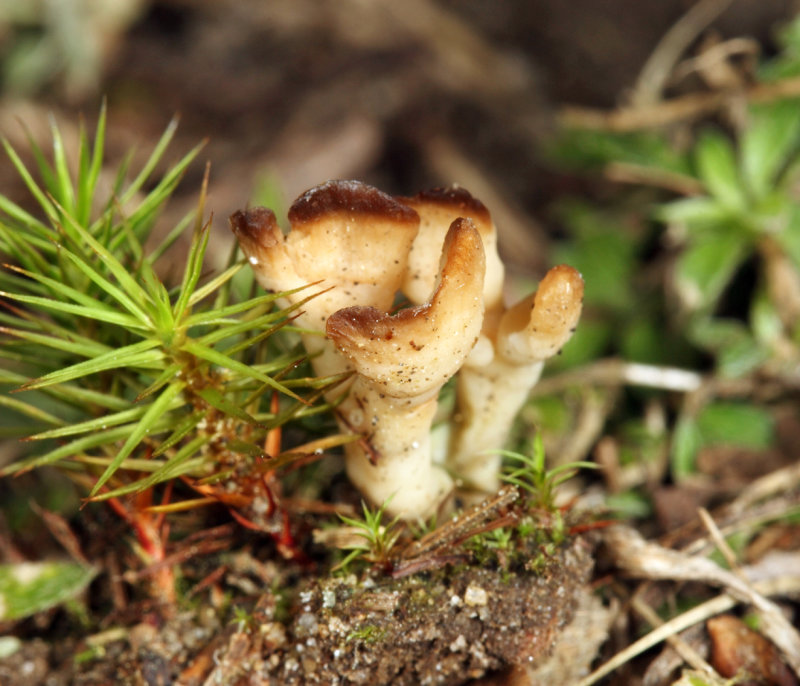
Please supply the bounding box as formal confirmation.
[0,561,96,620]
[671,415,702,480]
[778,204,800,270]
[696,402,774,449]
[552,203,636,310]
[674,231,749,311]
[741,100,800,200]
[548,129,691,175]
[694,129,745,210]
[656,196,732,229]
[751,288,783,345]
[716,335,769,378]
[688,317,769,377]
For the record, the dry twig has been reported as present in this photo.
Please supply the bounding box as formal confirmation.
[603,525,800,675]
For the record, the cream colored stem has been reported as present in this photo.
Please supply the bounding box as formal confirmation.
[450,358,543,491]
[340,380,452,520]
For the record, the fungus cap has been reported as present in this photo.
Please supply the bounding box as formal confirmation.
[497,264,584,365]
[399,186,504,311]
[327,217,486,399]
[230,180,420,326]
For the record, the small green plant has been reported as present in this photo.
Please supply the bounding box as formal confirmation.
[543,17,800,485]
[345,624,386,644]
[0,107,350,589]
[498,432,596,513]
[334,498,403,573]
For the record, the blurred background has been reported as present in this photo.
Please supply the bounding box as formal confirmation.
[1,0,796,275]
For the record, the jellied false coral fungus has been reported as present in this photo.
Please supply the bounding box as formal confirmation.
[231,180,583,520]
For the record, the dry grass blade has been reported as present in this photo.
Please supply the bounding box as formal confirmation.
[603,525,800,675]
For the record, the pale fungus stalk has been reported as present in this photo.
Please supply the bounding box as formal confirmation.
[448,264,584,492]
[327,218,486,519]
[232,180,583,519]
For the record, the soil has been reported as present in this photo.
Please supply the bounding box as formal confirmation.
[0,526,595,686]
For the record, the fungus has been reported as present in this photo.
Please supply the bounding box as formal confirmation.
[229,180,419,379]
[232,180,584,520]
[326,218,486,519]
[448,264,584,491]
[399,186,504,314]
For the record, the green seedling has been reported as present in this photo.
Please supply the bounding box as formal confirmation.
[498,432,596,513]
[334,498,403,573]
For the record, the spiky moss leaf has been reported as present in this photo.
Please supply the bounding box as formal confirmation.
[2,262,139,329]
[117,117,180,207]
[49,115,76,214]
[0,394,64,426]
[194,387,262,426]
[57,213,154,325]
[3,424,150,475]
[1,326,109,360]
[75,101,107,227]
[183,289,285,327]
[0,138,58,226]
[181,340,301,402]
[173,216,211,322]
[90,435,211,501]
[90,380,187,495]
[0,289,148,330]
[0,560,96,620]
[27,404,155,441]
[19,339,164,391]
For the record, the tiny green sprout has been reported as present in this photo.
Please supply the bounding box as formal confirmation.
[482,526,514,551]
[334,498,403,573]
[230,605,257,632]
[345,624,386,644]
[497,432,597,512]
